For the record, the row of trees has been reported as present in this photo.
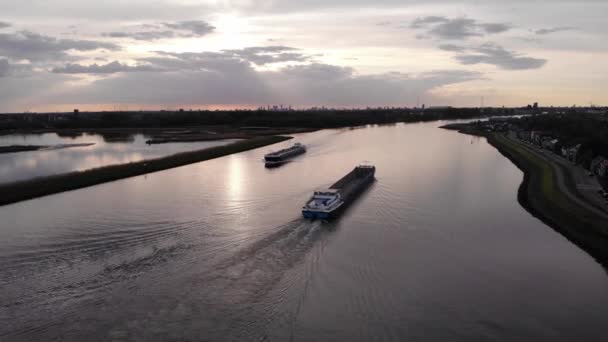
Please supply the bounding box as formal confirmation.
[1,107,510,130]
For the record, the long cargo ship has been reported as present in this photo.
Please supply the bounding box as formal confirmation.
[264,143,306,166]
[302,165,376,219]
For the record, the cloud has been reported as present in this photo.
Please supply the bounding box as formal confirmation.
[0,58,8,77]
[103,31,176,41]
[535,26,576,35]
[103,20,215,41]
[162,20,215,36]
[0,22,10,29]
[143,50,255,73]
[479,23,511,34]
[0,30,120,61]
[136,46,311,69]
[453,43,547,70]
[52,61,160,74]
[411,16,511,40]
[438,44,466,52]
[223,46,311,65]
[50,47,482,108]
[410,16,449,28]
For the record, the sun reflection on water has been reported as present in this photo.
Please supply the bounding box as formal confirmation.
[227,154,245,201]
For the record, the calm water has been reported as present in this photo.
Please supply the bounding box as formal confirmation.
[0,133,237,183]
[1,122,607,341]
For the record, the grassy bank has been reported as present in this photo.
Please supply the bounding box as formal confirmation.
[0,145,46,154]
[488,135,608,263]
[0,135,291,206]
[444,124,608,265]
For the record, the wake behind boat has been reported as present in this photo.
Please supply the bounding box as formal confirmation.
[264,143,306,166]
[302,164,376,219]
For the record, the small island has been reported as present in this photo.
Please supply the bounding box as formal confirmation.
[0,143,96,154]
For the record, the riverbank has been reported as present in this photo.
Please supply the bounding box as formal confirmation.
[0,135,291,206]
[442,123,608,265]
[0,143,96,154]
[0,145,46,154]
[144,127,313,144]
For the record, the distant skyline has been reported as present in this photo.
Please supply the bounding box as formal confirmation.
[1,0,607,112]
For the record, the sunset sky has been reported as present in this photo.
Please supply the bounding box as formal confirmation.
[1,0,607,112]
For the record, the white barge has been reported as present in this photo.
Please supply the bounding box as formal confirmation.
[302,165,375,219]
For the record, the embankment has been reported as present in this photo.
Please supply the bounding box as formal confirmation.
[443,124,608,265]
[0,136,291,206]
[0,145,46,154]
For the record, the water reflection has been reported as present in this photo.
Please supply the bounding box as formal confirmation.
[0,133,238,183]
[227,155,245,201]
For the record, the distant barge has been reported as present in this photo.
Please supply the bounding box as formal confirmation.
[264,143,306,166]
[302,165,376,219]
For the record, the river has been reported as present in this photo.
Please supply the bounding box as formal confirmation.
[1,121,607,341]
[0,132,237,183]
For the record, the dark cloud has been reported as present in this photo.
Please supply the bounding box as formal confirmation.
[479,23,511,34]
[52,61,160,74]
[0,31,120,61]
[0,58,8,77]
[0,22,10,29]
[428,18,481,39]
[453,43,547,70]
[162,20,215,36]
[535,26,576,35]
[438,44,466,52]
[103,20,215,41]
[411,16,511,40]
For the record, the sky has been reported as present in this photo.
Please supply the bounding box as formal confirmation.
[0,0,607,112]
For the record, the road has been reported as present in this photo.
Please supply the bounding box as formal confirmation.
[504,136,608,220]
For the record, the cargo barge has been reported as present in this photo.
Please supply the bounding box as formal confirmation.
[264,143,306,166]
[302,165,376,219]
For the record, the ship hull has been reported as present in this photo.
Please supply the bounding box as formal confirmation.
[264,146,306,166]
[302,166,375,220]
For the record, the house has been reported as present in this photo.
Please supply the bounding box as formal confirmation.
[542,139,559,152]
[599,159,608,177]
[564,144,581,163]
[591,156,604,174]
[518,131,531,142]
[530,131,551,145]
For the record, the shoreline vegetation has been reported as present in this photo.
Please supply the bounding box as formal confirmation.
[442,123,608,266]
[0,143,96,154]
[0,135,291,206]
[144,127,314,144]
[0,145,46,154]
[0,107,494,133]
